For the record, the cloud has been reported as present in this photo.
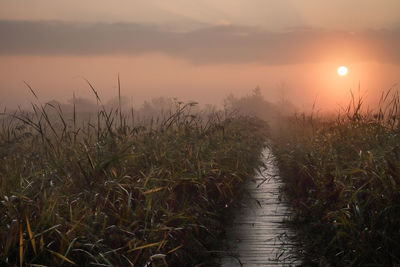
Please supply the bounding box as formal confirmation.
[1,20,399,65]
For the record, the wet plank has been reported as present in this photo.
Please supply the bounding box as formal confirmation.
[220,148,299,266]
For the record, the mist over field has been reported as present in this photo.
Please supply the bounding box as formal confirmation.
[1,17,400,112]
[2,1,400,266]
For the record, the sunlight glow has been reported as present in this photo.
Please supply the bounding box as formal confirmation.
[337,66,348,76]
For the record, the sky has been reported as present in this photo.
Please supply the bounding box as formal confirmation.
[1,1,400,110]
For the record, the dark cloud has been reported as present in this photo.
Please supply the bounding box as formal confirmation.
[1,20,399,65]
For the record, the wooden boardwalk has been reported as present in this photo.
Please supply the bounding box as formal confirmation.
[220,149,299,266]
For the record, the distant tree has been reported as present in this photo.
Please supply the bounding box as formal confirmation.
[223,87,292,129]
[252,85,262,98]
[225,87,277,117]
[137,97,175,118]
[66,97,97,113]
[105,96,130,110]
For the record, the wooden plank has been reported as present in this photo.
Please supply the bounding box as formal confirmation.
[220,148,299,266]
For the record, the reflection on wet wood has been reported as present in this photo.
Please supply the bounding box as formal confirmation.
[220,149,299,266]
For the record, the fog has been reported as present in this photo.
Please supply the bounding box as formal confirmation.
[0,21,399,113]
[1,54,399,113]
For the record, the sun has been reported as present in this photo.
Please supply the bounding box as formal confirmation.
[337,66,348,76]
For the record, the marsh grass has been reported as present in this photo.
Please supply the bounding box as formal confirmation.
[273,90,400,265]
[0,86,267,266]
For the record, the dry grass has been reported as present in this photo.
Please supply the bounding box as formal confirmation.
[0,87,268,266]
[273,90,400,265]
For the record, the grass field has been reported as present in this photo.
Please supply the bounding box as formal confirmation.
[272,91,400,265]
[0,91,268,266]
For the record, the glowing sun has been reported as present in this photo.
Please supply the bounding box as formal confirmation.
[337,66,348,76]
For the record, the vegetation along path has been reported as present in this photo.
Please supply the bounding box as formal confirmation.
[220,148,298,266]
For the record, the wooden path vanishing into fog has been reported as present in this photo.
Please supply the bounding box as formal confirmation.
[220,148,299,266]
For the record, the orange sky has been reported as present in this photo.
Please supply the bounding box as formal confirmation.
[0,1,399,111]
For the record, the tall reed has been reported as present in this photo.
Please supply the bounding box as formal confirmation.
[0,87,268,266]
[273,90,400,265]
